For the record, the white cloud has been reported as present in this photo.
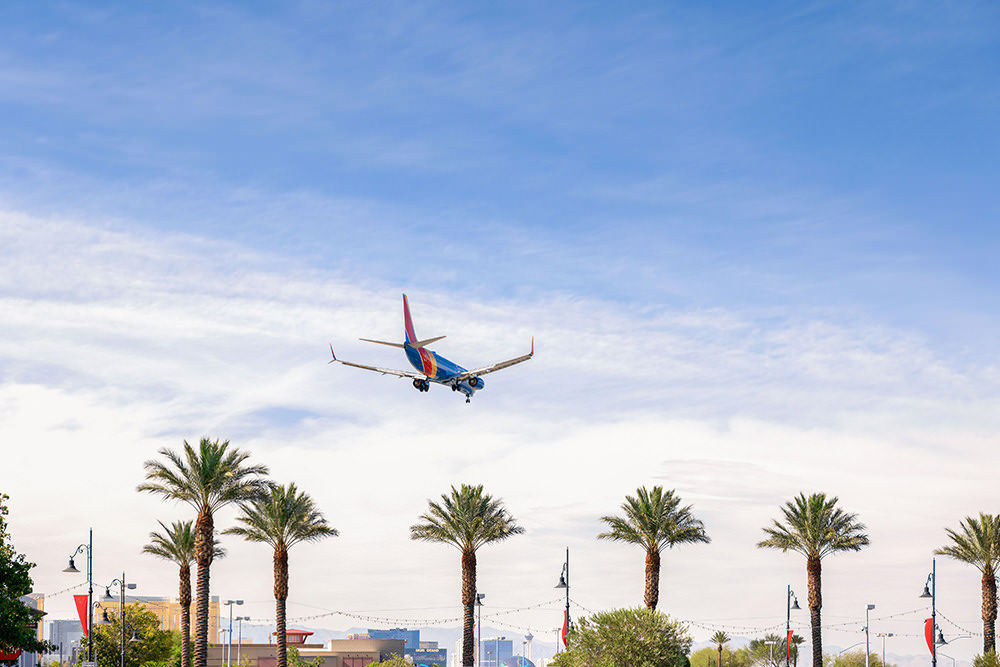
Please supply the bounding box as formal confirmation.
[2,211,997,664]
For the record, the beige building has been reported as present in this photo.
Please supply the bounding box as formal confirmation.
[94,595,220,640]
[207,634,405,667]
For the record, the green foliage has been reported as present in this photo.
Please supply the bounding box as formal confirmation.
[690,646,753,667]
[549,607,692,667]
[822,649,891,667]
[367,655,411,667]
[0,493,52,654]
[224,483,338,551]
[409,484,524,552]
[597,487,710,551]
[757,493,870,559]
[89,606,173,667]
[286,647,324,667]
[974,651,1000,667]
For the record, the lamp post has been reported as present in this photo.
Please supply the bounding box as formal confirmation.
[102,574,137,667]
[476,593,485,666]
[223,600,243,667]
[554,548,570,649]
[786,585,800,667]
[876,632,894,667]
[63,529,94,664]
[865,604,876,667]
[921,559,938,667]
[235,616,250,666]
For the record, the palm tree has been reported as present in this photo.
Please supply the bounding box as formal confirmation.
[934,513,1000,653]
[597,486,710,610]
[142,520,226,667]
[137,438,271,667]
[410,484,524,667]
[711,630,730,667]
[757,492,869,667]
[790,634,805,667]
[224,483,338,667]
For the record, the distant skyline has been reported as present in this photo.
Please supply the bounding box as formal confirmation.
[2,3,999,667]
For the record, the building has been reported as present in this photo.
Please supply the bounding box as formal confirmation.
[208,631,405,667]
[479,637,512,667]
[356,629,446,667]
[93,595,220,639]
[45,619,84,663]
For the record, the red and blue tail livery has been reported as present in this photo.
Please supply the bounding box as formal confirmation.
[329,294,533,403]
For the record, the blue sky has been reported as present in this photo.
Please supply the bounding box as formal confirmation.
[2,2,999,665]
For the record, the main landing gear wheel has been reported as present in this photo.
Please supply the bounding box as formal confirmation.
[466,397,471,403]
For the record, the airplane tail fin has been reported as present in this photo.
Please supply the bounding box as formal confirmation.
[403,293,418,344]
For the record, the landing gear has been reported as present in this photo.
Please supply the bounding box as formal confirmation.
[466,397,471,403]
[412,379,429,392]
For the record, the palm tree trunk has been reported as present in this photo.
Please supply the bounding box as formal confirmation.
[461,550,477,667]
[983,569,997,654]
[645,548,661,610]
[807,556,822,667]
[719,646,724,667]
[194,510,215,667]
[275,546,289,667]
[179,562,192,667]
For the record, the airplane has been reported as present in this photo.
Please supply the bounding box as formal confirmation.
[329,294,533,402]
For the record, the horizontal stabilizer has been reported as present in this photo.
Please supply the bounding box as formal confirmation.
[360,338,406,349]
[411,335,446,348]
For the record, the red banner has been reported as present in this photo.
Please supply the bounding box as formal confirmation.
[787,630,794,659]
[561,609,568,647]
[924,618,934,655]
[74,595,89,636]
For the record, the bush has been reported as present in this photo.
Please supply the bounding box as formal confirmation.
[550,607,692,667]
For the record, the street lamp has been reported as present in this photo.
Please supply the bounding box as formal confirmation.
[921,559,938,667]
[476,593,485,666]
[875,632,893,667]
[102,573,137,667]
[223,600,243,667]
[235,616,250,666]
[554,548,570,649]
[63,529,94,664]
[786,586,800,667]
[864,604,875,667]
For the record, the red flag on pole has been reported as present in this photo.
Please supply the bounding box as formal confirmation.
[924,618,934,655]
[561,609,568,647]
[787,630,794,659]
[74,595,89,636]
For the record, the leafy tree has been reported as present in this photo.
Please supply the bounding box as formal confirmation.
[88,606,173,667]
[822,649,892,667]
[934,513,1000,653]
[690,646,752,667]
[598,487,710,610]
[142,520,226,667]
[757,493,869,667]
[0,493,51,655]
[225,483,337,667]
[137,438,271,667]
[286,647,324,667]
[367,655,410,667]
[410,484,524,667]
[973,651,1000,667]
[549,607,692,667]
[748,635,788,667]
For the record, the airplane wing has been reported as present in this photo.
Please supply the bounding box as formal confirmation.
[328,344,426,380]
[453,338,534,380]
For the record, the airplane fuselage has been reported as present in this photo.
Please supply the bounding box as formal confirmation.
[404,344,485,398]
